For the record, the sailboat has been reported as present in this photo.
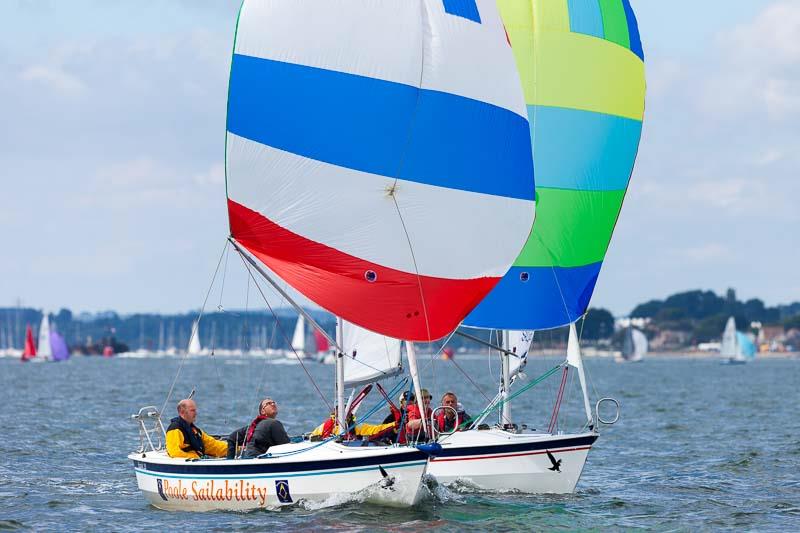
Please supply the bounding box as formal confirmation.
[428,0,645,493]
[187,321,203,356]
[37,314,53,360]
[617,326,647,363]
[129,0,535,511]
[721,316,756,364]
[285,314,330,361]
[21,324,36,362]
[50,328,70,362]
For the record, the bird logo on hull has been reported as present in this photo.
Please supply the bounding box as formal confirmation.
[546,450,562,472]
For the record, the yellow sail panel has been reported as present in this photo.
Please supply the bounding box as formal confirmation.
[532,32,645,120]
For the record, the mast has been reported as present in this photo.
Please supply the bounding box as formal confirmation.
[500,330,512,427]
[406,342,428,436]
[336,317,346,435]
[567,323,594,428]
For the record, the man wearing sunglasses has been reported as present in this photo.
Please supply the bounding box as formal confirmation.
[241,398,290,458]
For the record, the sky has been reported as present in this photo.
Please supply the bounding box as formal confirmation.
[1,0,798,318]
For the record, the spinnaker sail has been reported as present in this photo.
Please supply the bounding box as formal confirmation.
[465,0,645,330]
[225,0,535,341]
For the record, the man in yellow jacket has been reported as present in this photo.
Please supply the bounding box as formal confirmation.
[166,399,228,459]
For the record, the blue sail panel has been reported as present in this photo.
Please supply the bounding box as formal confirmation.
[463,263,602,330]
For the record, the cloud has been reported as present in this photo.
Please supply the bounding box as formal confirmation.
[19,64,85,93]
[680,243,731,264]
[193,163,225,186]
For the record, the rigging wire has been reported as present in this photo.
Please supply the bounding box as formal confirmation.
[235,247,333,413]
[161,238,230,418]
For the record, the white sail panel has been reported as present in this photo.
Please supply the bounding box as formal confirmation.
[507,329,533,378]
[291,315,305,353]
[235,1,422,88]
[342,319,402,387]
[720,317,737,358]
[38,315,52,358]
[421,0,527,117]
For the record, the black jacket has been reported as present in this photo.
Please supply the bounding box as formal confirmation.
[243,418,289,457]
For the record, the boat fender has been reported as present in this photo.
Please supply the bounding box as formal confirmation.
[416,442,443,457]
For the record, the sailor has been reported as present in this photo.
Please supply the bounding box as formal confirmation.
[435,391,471,433]
[166,398,228,459]
[242,398,290,458]
[405,388,433,441]
[381,391,409,443]
[310,411,397,441]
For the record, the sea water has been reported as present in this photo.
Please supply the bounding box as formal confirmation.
[1,354,798,531]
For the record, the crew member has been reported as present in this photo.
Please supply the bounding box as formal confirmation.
[166,398,228,459]
[435,391,471,433]
[243,398,290,458]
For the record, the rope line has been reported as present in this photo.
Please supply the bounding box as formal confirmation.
[161,238,230,417]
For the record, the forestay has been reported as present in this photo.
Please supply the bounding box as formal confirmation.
[464,0,645,330]
[226,0,535,341]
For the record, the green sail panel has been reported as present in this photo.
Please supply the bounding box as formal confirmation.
[514,188,626,268]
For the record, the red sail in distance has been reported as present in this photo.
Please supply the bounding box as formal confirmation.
[22,324,36,361]
[313,329,330,353]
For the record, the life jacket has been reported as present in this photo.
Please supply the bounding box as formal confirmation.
[405,404,432,441]
[435,410,466,433]
[244,415,269,446]
[319,413,356,439]
[167,416,205,455]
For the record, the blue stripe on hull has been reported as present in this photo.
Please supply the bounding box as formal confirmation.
[227,54,534,200]
[531,105,642,191]
[133,448,428,476]
[135,460,427,480]
[463,263,603,330]
[434,434,597,459]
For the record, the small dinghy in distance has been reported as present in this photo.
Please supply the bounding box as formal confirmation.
[129,0,536,511]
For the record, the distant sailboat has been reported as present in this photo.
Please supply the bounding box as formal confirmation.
[187,321,202,355]
[37,314,52,360]
[618,326,647,363]
[21,324,36,362]
[721,316,756,364]
[286,314,330,361]
[50,331,70,362]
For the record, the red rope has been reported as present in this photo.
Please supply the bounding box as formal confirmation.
[548,366,569,433]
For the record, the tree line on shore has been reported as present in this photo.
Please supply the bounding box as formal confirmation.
[2,288,798,353]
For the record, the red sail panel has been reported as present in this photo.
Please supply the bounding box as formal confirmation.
[229,199,498,341]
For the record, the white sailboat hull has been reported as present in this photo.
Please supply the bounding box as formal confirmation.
[428,429,597,494]
[130,441,427,511]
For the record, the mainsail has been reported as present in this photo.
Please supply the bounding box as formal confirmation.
[225,0,535,341]
[341,320,402,388]
[720,316,737,358]
[22,324,36,361]
[464,0,646,330]
[621,326,647,362]
[37,314,52,359]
